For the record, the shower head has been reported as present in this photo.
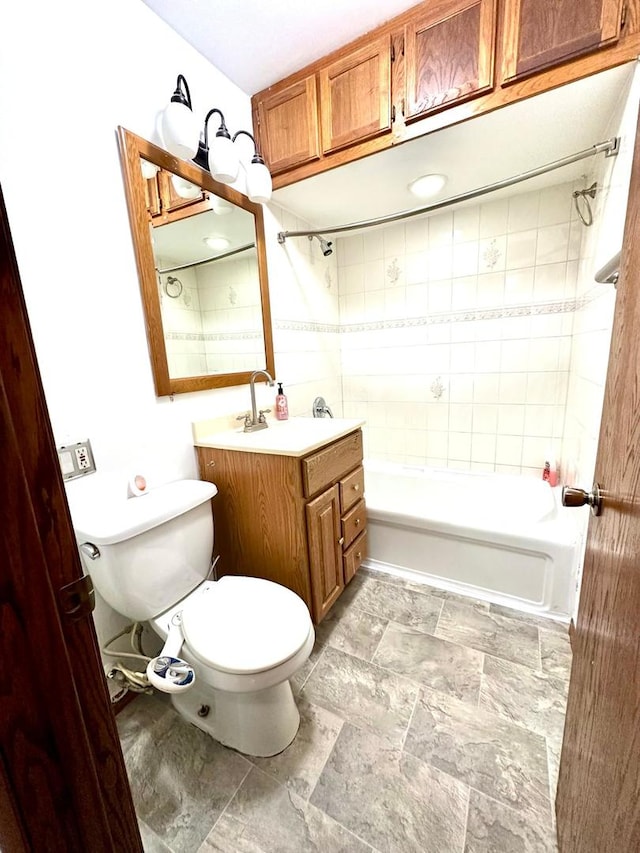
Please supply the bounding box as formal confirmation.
[309,234,333,256]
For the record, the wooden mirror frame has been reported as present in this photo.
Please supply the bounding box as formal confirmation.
[117,126,275,396]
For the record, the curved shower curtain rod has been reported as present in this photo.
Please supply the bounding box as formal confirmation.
[277,137,620,245]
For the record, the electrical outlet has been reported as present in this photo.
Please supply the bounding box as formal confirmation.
[58,439,96,480]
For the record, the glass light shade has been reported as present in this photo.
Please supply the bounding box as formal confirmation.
[408,173,448,199]
[208,134,239,184]
[170,174,201,199]
[161,101,199,160]
[209,196,234,215]
[203,236,230,251]
[140,159,159,180]
[246,161,272,204]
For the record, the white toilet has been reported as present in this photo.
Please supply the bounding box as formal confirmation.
[74,479,315,757]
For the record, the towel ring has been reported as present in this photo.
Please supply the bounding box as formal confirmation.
[164,275,183,298]
[573,182,597,227]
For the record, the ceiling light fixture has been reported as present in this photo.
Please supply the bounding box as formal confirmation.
[408,173,448,200]
[203,236,231,251]
[160,75,272,204]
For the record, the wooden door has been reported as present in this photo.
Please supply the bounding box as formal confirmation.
[319,35,391,154]
[502,0,623,82]
[255,76,320,174]
[306,485,344,623]
[404,0,496,122]
[0,186,143,851]
[555,111,640,850]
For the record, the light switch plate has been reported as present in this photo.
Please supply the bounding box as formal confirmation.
[58,439,96,480]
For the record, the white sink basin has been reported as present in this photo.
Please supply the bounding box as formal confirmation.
[193,416,365,457]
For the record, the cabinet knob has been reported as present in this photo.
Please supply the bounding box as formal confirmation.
[207,460,215,468]
[353,484,360,491]
[355,518,360,526]
[338,537,344,545]
[356,552,361,559]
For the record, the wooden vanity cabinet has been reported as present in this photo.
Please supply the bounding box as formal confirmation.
[404,0,497,122]
[197,428,367,624]
[501,0,624,82]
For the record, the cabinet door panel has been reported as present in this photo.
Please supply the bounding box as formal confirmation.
[257,76,320,174]
[319,35,391,154]
[502,0,622,81]
[306,485,344,623]
[405,0,496,122]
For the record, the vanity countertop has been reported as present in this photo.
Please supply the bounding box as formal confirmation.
[193,416,365,457]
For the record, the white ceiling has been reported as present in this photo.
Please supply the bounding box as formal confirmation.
[141,0,421,95]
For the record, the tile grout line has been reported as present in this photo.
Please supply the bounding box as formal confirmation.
[461,784,472,853]
[296,644,326,696]
[368,617,392,662]
[433,596,446,634]
[202,760,253,843]
[400,688,421,752]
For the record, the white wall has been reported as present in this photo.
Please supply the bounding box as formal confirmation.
[0,1,338,657]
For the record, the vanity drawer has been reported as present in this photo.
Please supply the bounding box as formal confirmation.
[343,531,367,585]
[340,465,365,512]
[342,499,366,548]
[302,430,363,498]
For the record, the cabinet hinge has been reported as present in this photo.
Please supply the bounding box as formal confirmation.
[621,1,627,30]
[59,574,95,622]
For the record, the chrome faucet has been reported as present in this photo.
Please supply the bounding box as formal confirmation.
[238,370,275,432]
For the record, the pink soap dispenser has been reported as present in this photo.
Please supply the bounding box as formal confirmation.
[275,382,289,420]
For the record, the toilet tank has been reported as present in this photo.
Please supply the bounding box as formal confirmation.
[73,480,217,622]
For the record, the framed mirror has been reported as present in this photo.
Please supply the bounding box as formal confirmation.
[117,127,274,396]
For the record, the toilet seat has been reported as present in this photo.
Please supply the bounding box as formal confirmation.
[180,576,312,675]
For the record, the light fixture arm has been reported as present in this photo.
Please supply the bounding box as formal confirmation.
[204,108,231,146]
[232,130,266,165]
[171,74,192,109]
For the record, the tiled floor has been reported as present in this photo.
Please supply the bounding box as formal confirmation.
[117,567,572,853]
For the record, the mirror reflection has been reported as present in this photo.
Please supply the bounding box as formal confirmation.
[117,127,274,396]
[147,172,265,379]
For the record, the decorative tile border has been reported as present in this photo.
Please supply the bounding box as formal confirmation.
[166,331,263,342]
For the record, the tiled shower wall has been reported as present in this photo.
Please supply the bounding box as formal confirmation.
[337,181,584,476]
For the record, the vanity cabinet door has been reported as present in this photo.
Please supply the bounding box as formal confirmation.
[404,0,496,122]
[306,484,344,622]
[255,76,321,175]
[319,35,392,154]
[502,0,623,82]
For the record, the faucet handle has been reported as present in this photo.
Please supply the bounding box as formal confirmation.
[258,408,271,423]
[236,411,252,426]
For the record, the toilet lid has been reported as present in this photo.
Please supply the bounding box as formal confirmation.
[180,576,313,674]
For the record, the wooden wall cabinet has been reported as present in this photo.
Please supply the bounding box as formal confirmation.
[144,168,209,225]
[405,0,497,122]
[255,76,321,174]
[319,35,392,154]
[502,0,624,82]
[197,429,367,624]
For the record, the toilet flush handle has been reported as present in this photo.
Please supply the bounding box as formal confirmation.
[80,542,100,560]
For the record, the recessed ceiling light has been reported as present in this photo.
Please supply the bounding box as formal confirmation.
[203,236,230,251]
[408,173,448,199]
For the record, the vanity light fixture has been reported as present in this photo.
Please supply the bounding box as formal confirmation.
[160,74,272,203]
[209,197,234,216]
[203,236,231,251]
[160,74,199,160]
[408,173,448,199]
[140,159,159,180]
[170,174,201,199]
[194,108,239,184]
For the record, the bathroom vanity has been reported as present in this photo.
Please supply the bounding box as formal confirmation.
[194,418,367,624]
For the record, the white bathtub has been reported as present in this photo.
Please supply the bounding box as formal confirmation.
[364,461,580,619]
